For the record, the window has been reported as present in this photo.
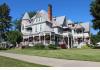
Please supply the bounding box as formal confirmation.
[35,25,37,32]
[40,18,42,21]
[26,27,32,32]
[40,24,42,32]
[36,19,37,22]
[39,18,40,21]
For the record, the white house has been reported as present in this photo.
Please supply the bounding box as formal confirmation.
[21,4,90,48]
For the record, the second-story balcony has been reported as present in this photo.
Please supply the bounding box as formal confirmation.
[73,33,89,38]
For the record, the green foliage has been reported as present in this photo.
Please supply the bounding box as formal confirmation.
[0,3,12,41]
[0,3,12,31]
[47,44,57,49]
[0,56,47,67]
[26,44,58,50]
[7,49,100,62]
[5,31,23,46]
[90,33,100,45]
[0,47,8,50]
[28,11,36,18]
[32,44,45,50]
[81,45,91,49]
[13,19,21,31]
[90,0,100,30]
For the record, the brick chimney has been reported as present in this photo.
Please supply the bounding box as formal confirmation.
[48,4,52,21]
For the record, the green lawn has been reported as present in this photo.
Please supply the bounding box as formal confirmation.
[5,48,100,62]
[0,56,47,67]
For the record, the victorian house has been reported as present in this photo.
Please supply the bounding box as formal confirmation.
[21,4,90,48]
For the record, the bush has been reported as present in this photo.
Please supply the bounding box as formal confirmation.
[86,44,100,49]
[81,44,91,49]
[89,44,100,49]
[0,47,8,50]
[32,44,45,50]
[47,44,57,50]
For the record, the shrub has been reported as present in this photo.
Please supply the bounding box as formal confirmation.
[32,44,45,50]
[81,44,91,49]
[21,46,26,49]
[86,44,100,49]
[0,47,8,50]
[47,44,57,50]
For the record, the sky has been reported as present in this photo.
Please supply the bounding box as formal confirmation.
[0,0,98,34]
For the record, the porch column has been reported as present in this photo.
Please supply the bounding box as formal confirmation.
[50,32,51,44]
[33,35,34,44]
[28,36,29,45]
[71,37,73,48]
[44,33,45,45]
[39,34,41,43]
[68,36,70,48]
[54,34,55,45]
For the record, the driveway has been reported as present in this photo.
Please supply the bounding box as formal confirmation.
[0,52,100,67]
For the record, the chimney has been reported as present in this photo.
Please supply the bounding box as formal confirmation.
[48,4,52,21]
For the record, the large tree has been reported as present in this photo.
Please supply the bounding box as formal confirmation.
[28,11,36,18]
[0,3,12,32]
[90,0,100,31]
[0,3,12,41]
[5,31,23,46]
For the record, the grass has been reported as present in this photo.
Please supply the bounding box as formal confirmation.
[0,56,47,67]
[5,48,100,62]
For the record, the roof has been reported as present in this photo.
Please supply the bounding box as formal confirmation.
[81,22,90,32]
[39,10,47,14]
[52,16,66,27]
[56,16,65,25]
[75,24,83,29]
[31,10,49,21]
[22,12,30,19]
[67,19,74,24]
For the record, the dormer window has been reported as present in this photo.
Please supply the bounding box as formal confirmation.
[35,25,37,32]
[39,18,40,21]
[38,18,39,22]
[40,17,42,21]
[40,24,42,31]
[36,19,37,22]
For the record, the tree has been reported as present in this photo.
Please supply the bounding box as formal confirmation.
[91,33,100,45]
[13,19,21,31]
[90,0,100,31]
[14,11,36,31]
[28,11,36,18]
[5,31,23,46]
[0,3,12,41]
[0,3,12,32]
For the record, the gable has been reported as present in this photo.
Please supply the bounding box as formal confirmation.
[31,10,48,24]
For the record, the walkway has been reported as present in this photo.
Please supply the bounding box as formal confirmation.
[0,52,100,67]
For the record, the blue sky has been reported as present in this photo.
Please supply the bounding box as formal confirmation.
[0,0,98,34]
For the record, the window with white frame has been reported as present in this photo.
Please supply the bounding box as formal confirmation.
[40,24,42,32]
[35,25,37,32]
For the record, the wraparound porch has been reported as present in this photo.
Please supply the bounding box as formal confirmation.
[22,32,62,46]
